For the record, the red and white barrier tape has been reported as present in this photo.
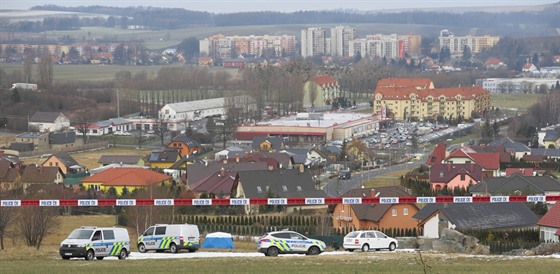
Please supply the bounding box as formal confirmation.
[1,195,559,207]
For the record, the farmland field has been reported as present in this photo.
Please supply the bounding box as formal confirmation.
[490,93,542,111]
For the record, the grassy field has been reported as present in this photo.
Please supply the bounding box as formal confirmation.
[490,93,542,111]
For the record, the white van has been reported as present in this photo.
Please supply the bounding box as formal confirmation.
[137,224,200,253]
[59,226,130,260]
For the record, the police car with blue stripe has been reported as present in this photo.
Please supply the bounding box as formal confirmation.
[257,230,326,256]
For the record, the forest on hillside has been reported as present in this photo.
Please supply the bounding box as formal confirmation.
[0,4,557,36]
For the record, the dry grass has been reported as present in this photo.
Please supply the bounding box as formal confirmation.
[363,169,408,188]
[21,146,153,170]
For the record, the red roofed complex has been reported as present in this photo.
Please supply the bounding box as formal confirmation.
[303,75,341,108]
[373,78,490,120]
[81,168,172,195]
[537,202,560,243]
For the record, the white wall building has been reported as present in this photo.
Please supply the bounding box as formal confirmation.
[439,29,500,55]
[301,27,326,57]
[330,26,355,57]
[476,78,559,93]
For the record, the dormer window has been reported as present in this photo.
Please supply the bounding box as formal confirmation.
[282,185,288,192]
[257,186,262,193]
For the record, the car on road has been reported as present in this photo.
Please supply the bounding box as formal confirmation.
[257,231,326,256]
[339,170,352,180]
[343,230,398,252]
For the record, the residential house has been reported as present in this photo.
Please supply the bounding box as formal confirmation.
[332,186,420,233]
[42,152,84,175]
[429,163,482,191]
[530,148,560,161]
[12,132,49,152]
[167,135,204,157]
[21,165,64,193]
[232,168,326,214]
[0,158,21,191]
[445,146,500,177]
[81,167,172,195]
[148,148,182,170]
[522,63,538,72]
[48,131,76,150]
[98,155,145,167]
[413,203,539,238]
[187,160,268,187]
[189,168,238,198]
[470,174,560,198]
[537,202,560,243]
[504,168,536,176]
[29,111,70,132]
[543,130,560,148]
[487,137,531,160]
[252,136,285,152]
[214,146,247,161]
[484,57,506,70]
[425,142,447,167]
[302,75,340,108]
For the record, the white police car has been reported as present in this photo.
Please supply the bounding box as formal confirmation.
[257,231,326,256]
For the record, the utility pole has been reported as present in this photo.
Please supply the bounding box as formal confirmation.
[117,89,120,118]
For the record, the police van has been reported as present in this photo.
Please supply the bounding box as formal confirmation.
[137,223,200,253]
[59,226,130,260]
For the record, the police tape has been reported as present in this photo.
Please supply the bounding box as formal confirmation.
[1,195,559,207]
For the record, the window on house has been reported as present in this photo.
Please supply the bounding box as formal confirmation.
[282,185,288,192]
[297,186,302,191]
[392,209,397,216]
[257,186,262,193]
[460,174,466,181]
[49,162,53,166]
[403,208,409,215]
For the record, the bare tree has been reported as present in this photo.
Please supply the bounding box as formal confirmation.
[17,207,59,250]
[23,53,33,83]
[37,52,53,89]
[75,109,97,144]
[0,206,17,249]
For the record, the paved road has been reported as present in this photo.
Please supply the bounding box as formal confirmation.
[322,158,425,197]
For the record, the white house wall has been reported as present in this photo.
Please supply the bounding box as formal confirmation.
[422,213,441,238]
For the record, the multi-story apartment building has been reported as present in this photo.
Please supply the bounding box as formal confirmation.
[199,34,296,59]
[439,29,500,55]
[330,26,355,57]
[476,78,559,93]
[348,34,422,59]
[301,27,326,58]
[372,78,491,121]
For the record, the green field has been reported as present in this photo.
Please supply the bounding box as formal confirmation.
[490,93,542,111]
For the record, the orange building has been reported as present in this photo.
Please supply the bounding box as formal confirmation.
[332,186,419,232]
[167,135,204,157]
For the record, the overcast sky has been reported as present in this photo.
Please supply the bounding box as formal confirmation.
[1,0,555,13]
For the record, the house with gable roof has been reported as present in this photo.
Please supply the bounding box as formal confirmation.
[426,141,447,167]
[487,137,531,160]
[429,163,482,191]
[42,152,84,175]
[332,186,420,233]
[252,136,285,152]
[538,202,560,243]
[302,75,341,108]
[445,146,500,177]
[469,174,560,198]
[148,148,182,170]
[484,57,506,70]
[189,168,238,198]
[98,155,145,167]
[0,158,21,191]
[76,118,132,136]
[21,164,64,193]
[413,203,539,238]
[29,111,70,133]
[232,168,325,214]
[81,167,172,195]
[167,134,204,157]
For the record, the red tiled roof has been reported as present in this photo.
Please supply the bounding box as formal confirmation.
[505,168,534,176]
[429,163,483,183]
[312,75,337,85]
[81,168,171,187]
[426,142,447,165]
[376,78,433,90]
[469,153,500,170]
[537,202,560,229]
[484,57,502,65]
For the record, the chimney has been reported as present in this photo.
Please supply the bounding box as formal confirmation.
[223,158,228,164]
[447,164,451,172]
[268,165,274,171]
[236,154,240,163]
[370,189,376,198]
[299,164,304,173]
[220,167,225,177]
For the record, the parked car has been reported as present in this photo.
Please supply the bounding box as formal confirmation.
[343,230,398,252]
[257,230,326,256]
[138,223,200,253]
[339,170,352,180]
[59,226,130,260]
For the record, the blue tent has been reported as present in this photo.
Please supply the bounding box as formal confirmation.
[201,232,235,249]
